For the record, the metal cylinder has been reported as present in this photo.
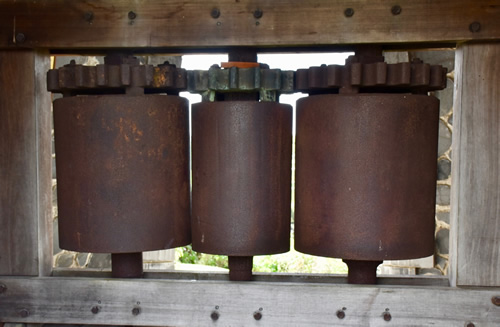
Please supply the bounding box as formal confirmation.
[191,101,293,257]
[54,95,191,254]
[295,94,439,262]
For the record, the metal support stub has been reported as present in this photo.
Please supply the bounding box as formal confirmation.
[192,101,293,280]
[228,256,254,281]
[112,253,144,278]
[343,260,382,284]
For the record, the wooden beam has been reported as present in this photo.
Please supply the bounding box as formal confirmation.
[0,277,499,326]
[0,0,499,50]
[0,50,52,276]
[450,41,500,287]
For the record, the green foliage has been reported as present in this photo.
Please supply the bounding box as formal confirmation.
[176,238,348,274]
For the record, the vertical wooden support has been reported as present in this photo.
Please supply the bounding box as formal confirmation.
[450,42,500,287]
[0,50,52,276]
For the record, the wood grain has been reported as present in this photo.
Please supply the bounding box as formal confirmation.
[0,0,499,50]
[451,41,500,287]
[0,50,52,276]
[0,277,498,326]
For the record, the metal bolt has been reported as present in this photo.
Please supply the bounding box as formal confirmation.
[253,311,262,320]
[128,11,137,20]
[84,11,94,22]
[211,8,221,19]
[19,308,30,318]
[0,283,6,293]
[492,296,500,306]
[253,9,263,19]
[391,5,402,15]
[211,311,219,321]
[91,306,100,314]
[344,8,355,17]
[383,311,392,321]
[465,322,475,327]
[132,307,141,316]
[469,21,481,33]
[15,33,26,44]
[336,310,345,319]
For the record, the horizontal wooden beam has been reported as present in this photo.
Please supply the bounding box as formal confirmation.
[0,277,499,326]
[0,0,499,50]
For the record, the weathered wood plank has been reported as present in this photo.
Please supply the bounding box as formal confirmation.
[0,277,498,326]
[0,0,499,50]
[450,42,500,287]
[51,268,450,287]
[0,50,52,276]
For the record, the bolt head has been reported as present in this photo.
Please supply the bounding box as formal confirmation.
[211,8,221,19]
[211,311,220,321]
[128,11,137,20]
[492,296,500,306]
[344,8,355,17]
[336,310,345,319]
[466,322,475,327]
[469,22,481,33]
[19,309,30,318]
[84,11,94,22]
[253,311,262,320]
[132,307,141,316]
[15,33,26,44]
[383,312,392,321]
[91,306,100,314]
[253,9,263,19]
[391,5,402,15]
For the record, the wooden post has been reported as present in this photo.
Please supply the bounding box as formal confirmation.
[450,42,500,287]
[0,50,52,276]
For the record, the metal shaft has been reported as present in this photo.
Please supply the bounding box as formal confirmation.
[112,253,143,278]
[228,256,254,281]
[343,260,382,284]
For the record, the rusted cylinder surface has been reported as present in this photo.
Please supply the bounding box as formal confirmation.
[295,94,439,261]
[54,95,190,253]
[192,101,292,256]
[343,260,382,284]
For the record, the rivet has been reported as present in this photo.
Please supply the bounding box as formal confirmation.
[84,11,94,22]
[211,8,221,19]
[254,311,262,320]
[91,306,100,314]
[465,322,475,327]
[211,311,220,321]
[15,33,26,44]
[391,5,402,15]
[383,311,392,321]
[492,296,500,306]
[336,310,346,319]
[128,11,137,20]
[344,8,355,17]
[132,307,141,316]
[469,22,481,33]
[0,283,6,294]
[253,9,263,19]
[19,308,30,318]
[216,21,222,26]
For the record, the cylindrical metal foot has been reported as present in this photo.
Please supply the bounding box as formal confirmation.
[229,256,253,281]
[343,259,382,284]
[112,252,143,278]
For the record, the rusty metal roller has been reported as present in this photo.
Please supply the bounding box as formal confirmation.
[295,93,439,284]
[54,94,190,277]
[192,101,293,281]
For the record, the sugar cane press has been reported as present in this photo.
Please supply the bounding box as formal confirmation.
[47,54,191,278]
[294,46,447,284]
[191,50,294,281]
